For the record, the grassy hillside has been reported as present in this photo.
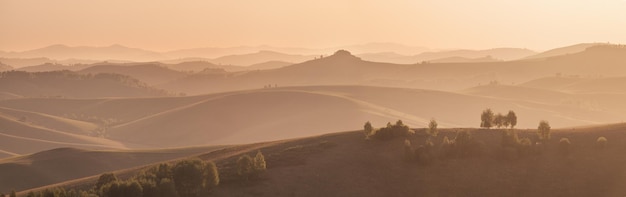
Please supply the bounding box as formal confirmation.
[19,123,626,196]
[0,146,224,192]
[1,85,624,151]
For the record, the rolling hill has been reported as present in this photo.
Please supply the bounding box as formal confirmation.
[0,146,225,192]
[15,123,626,196]
[77,63,187,86]
[523,43,607,60]
[1,85,624,151]
[358,48,536,64]
[0,70,170,98]
[209,50,315,66]
[521,76,626,94]
[158,45,626,95]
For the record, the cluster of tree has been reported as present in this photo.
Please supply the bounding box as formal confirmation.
[480,109,517,129]
[96,158,219,197]
[365,120,414,140]
[405,130,484,164]
[499,130,534,160]
[236,151,267,181]
[0,191,16,197]
[23,187,89,197]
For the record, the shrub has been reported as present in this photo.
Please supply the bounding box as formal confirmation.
[450,130,483,157]
[597,136,608,150]
[371,120,412,140]
[559,138,571,156]
[404,139,413,161]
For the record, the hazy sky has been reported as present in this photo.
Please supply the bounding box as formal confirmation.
[1,0,625,52]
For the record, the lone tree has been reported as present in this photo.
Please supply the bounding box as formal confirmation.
[428,118,438,137]
[537,120,551,142]
[364,121,373,137]
[506,110,517,129]
[480,108,495,129]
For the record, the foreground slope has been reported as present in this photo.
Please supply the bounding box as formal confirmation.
[0,146,224,192]
[22,123,626,196]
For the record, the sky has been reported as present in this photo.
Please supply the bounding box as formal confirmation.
[1,0,625,52]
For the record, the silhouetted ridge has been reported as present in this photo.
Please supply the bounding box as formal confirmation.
[329,50,360,60]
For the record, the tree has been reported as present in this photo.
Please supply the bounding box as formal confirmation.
[205,162,220,192]
[158,178,179,197]
[237,155,255,181]
[364,121,373,137]
[537,120,551,142]
[494,113,504,128]
[96,173,118,190]
[125,181,143,197]
[506,110,517,128]
[428,118,438,137]
[253,151,267,174]
[173,159,205,197]
[480,108,494,129]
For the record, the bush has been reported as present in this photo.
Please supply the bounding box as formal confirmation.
[559,138,571,156]
[404,139,412,161]
[370,120,412,140]
[596,136,607,150]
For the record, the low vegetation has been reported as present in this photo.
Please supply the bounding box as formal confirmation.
[366,120,414,140]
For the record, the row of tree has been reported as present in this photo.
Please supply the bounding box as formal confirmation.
[21,151,267,197]
[480,109,517,129]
